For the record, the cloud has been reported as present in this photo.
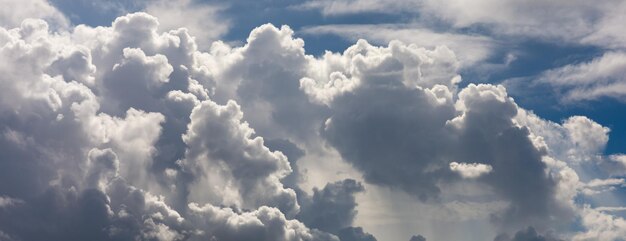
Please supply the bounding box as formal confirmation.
[301,37,572,231]
[295,0,419,16]
[337,227,378,241]
[494,227,563,241]
[1,6,626,241]
[181,99,299,216]
[581,178,625,196]
[574,206,626,241]
[297,179,365,234]
[144,0,229,46]
[300,0,626,48]
[0,196,23,208]
[187,203,338,241]
[449,162,493,179]
[562,116,610,157]
[606,154,626,174]
[301,24,496,67]
[594,206,626,212]
[514,110,611,165]
[0,12,340,241]
[533,51,626,103]
[0,0,68,29]
[409,235,427,241]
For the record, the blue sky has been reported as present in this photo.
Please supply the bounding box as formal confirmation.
[1,1,626,241]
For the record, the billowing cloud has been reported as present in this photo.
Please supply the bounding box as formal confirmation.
[0,11,337,241]
[1,3,626,241]
[181,99,298,216]
[301,37,572,232]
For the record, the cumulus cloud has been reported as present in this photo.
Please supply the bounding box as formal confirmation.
[514,111,611,165]
[187,203,338,241]
[574,206,626,241]
[0,11,340,241]
[300,36,571,231]
[1,4,626,241]
[181,99,298,216]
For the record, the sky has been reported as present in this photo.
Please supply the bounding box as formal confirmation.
[1,0,626,241]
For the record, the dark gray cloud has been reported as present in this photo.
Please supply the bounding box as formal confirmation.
[337,227,378,241]
[409,235,427,241]
[265,138,306,188]
[297,179,365,234]
[303,39,573,232]
[494,227,563,241]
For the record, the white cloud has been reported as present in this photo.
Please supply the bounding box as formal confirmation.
[188,203,338,241]
[0,196,23,208]
[449,162,493,179]
[295,0,418,16]
[300,0,626,48]
[515,110,613,164]
[586,178,625,188]
[145,0,229,47]
[563,116,610,155]
[301,24,496,66]
[0,0,68,29]
[575,206,626,241]
[535,51,626,102]
[182,99,299,216]
[594,206,626,212]
[582,178,625,196]
[608,154,626,172]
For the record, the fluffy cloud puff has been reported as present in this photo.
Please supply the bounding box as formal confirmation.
[449,162,493,179]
